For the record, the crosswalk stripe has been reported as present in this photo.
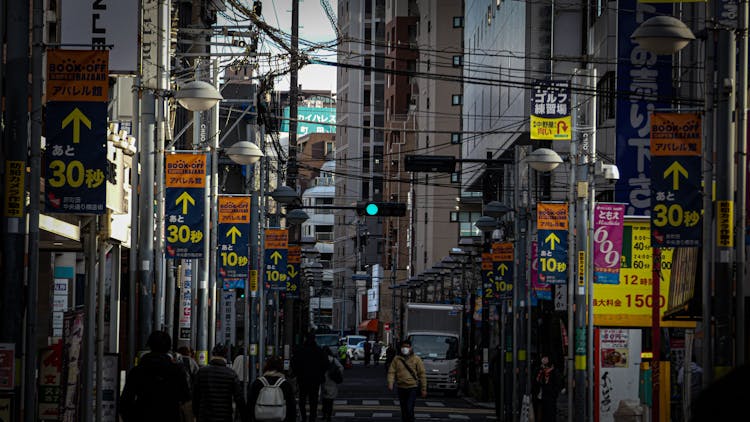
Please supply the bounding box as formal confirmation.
[425,401,446,407]
[372,412,393,417]
[448,414,471,419]
[334,412,355,417]
[363,400,380,405]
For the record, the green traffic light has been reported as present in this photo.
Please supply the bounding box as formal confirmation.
[365,203,379,215]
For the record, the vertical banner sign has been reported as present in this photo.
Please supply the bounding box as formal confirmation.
[537,202,569,284]
[3,161,25,217]
[221,290,236,346]
[286,246,301,299]
[264,229,289,290]
[650,113,702,247]
[594,203,626,284]
[165,153,206,258]
[44,102,108,213]
[218,196,251,287]
[482,252,496,302]
[45,50,110,214]
[179,260,192,341]
[0,344,14,389]
[493,242,514,299]
[531,241,552,301]
[38,344,63,420]
[530,80,571,140]
[615,0,672,215]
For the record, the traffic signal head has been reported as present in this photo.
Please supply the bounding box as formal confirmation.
[356,201,407,217]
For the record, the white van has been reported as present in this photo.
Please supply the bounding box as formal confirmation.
[341,335,366,359]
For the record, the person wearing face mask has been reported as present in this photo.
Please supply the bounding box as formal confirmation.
[386,340,427,422]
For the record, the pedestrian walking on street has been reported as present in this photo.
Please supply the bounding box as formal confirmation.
[384,343,397,374]
[320,348,344,422]
[192,344,246,422]
[291,333,329,422]
[119,330,191,422]
[387,339,427,422]
[364,339,372,366]
[247,356,296,422]
[532,355,561,422]
[177,345,201,389]
[337,340,349,368]
[372,341,383,366]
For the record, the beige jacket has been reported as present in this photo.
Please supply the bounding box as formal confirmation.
[387,354,427,393]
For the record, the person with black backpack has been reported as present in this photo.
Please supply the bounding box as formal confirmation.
[247,356,296,422]
[320,348,344,422]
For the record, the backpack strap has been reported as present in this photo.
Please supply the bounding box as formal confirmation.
[396,356,419,382]
[272,377,285,387]
[259,376,270,387]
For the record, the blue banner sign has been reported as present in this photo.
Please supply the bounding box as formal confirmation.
[165,153,206,259]
[537,229,568,284]
[45,102,107,214]
[264,229,288,290]
[492,242,514,300]
[286,246,301,299]
[615,0,672,215]
[281,106,336,134]
[218,196,251,286]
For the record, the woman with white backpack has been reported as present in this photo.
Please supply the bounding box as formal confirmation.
[320,348,344,422]
[247,356,296,422]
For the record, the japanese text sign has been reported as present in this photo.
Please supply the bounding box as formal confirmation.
[530,80,571,140]
[593,219,693,328]
[594,203,626,284]
[4,161,25,217]
[482,252,495,301]
[537,202,569,284]
[491,242,514,300]
[286,246,301,299]
[218,196,251,283]
[650,112,702,247]
[531,241,552,300]
[45,102,107,214]
[47,50,109,102]
[165,153,206,258]
[264,229,288,290]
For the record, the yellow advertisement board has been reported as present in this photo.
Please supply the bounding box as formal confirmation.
[593,219,694,328]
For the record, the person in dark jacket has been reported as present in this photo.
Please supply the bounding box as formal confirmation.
[119,330,191,422]
[192,344,246,422]
[247,356,296,422]
[291,333,329,422]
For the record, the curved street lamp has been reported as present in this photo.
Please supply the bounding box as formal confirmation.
[174,80,223,112]
[225,140,264,165]
[525,147,563,172]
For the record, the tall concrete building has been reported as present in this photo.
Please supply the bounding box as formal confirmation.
[333,0,387,334]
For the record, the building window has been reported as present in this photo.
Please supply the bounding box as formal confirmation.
[452,55,463,67]
[597,71,616,124]
[453,17,463,28]
[451,211,482,237]
[451,95,462,106]
[451,172,460,183]
[427,20,431,32]
[451,133,461,144]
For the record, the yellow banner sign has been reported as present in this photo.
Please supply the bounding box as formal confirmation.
[218,196,251,224]
[165,153,206,188]
[537,202,569,230]
[716,200,734,247]
[594,219,692,328]
[530,115,572,140]
[47,50,109,102]
[4,161,25,217]
[265,229,288,250]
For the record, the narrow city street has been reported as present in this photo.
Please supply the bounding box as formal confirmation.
[323,360,497,421]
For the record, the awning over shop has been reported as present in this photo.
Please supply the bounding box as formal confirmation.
[358,319,379,332]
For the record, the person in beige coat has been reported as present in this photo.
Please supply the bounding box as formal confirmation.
[387,340,427,422]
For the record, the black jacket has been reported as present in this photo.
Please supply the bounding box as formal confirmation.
[291,341,328,387]
[247,371,297,422]
[192,357,246,422]
[119,352,191,422]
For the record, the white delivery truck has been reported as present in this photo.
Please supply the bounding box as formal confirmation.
[404,303,463,395]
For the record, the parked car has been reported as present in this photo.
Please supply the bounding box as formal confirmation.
[353,341,366,360]
[342,335,366,359]
[315,333,341,356]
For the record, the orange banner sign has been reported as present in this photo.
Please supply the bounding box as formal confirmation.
[47,50,109,102]
[650,113,701,157]
[166,153,207,188]
[218,196,251,224]
[288,246,301,264]
[537,202,569,230]
[265,229,288,250]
